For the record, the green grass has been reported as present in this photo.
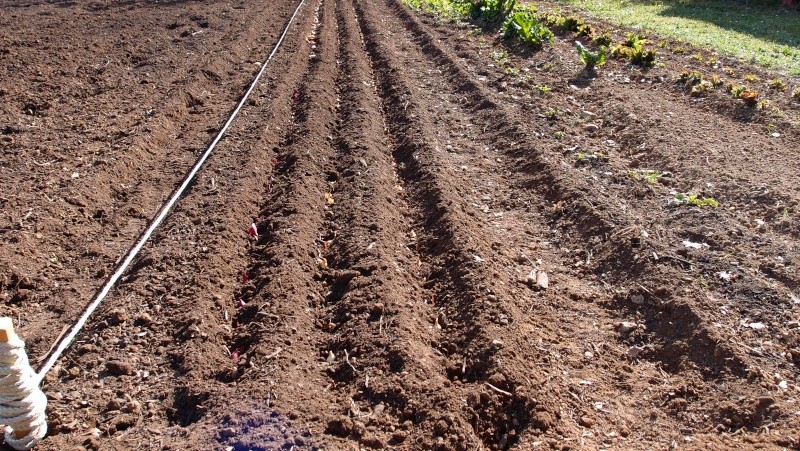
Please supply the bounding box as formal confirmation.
[548,0,800,75]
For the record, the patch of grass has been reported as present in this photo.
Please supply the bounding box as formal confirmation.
[551,0,800,75]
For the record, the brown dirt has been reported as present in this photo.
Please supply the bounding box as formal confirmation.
[1,0,799,449]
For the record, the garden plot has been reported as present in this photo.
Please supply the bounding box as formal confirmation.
[1,0,798,449]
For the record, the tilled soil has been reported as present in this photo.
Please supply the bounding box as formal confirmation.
[1,0,799,449]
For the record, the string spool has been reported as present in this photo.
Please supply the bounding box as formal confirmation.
[0,317,47,450]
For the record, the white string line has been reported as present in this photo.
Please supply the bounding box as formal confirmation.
[35,0,308,383]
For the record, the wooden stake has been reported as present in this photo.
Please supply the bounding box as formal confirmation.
[0,317,32,440]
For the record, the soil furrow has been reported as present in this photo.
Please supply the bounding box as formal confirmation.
[0,0,304,358]
[36,1,326,449]
[380,1,800,446]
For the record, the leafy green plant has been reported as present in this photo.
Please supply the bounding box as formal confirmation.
[465,0,517,25]
[629,42,656,66]
[769,79,787,91]
[592,32,612,47]
[577,23,595,37]
[554,131,564,139]
[536,84,552,94]
[576,41,607,70]
[623,32,646,48]
[612,33,655,66]
[678,70,703,87]
[756,99,769,111]
[743,74,759,83]
[544,107,557,119]
[710,74,723,87]
[728,84,746,98]
[794,86,800,100]
[673,193,719,208]
[503,10,554,48]
[672,46,686,54]
[740,89,759,106]
[558,16,584,32]
[690,80,713,97]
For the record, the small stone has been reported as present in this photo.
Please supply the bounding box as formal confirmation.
[391,430,408,443]
[579,416,595,428]
[536,271,549,289]
[106,360,134,376]
[373,403,386,416]
[108,309,127,325]
[627,346,644,359]
[585,123,599,133]
[134,313,153,326]
[83,437,101,450]
[106,399,122,411]
[631,294,645,305]
[326,417,352,437]
[617,321,637,333]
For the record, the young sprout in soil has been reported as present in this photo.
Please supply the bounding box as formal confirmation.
[741,90,759,106]
[757,99,769,111]
[576,41,607,72]
[744,74,759,83]
[492,49,509,67]
[691,80,714,97]
[672,47,686,54]
[576,150,605,164]
[554,131,564,139]
[612,33,655,67]
[769,79,787,91]
[710,74,723,87]
[544,107,557,119]
[679,70,703,88]
[536,84,552,94]
[673,193,719,208]
[629,169,662,184]
[793,86,800,100]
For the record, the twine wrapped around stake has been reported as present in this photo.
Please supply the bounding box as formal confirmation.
[0,318,47,450]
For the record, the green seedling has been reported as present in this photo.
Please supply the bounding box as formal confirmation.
[672,47,686,54]
[577,24,595,37]
[612,33,655,66]
[592,32,612,47]
[629,169,662,184]
[576,41,607,70]
[576,150,606,164]
[492,49,509,67]
[691,80,713,97]
[769,79,786,91]
[744,74,759,83]
[673,193,719,208]
[554,131,564,139]
[544,107,557,119]
[503,10,554,48]
[678,70,703,87]
[794,86,800,100]
[536,84,552,94]
[710,74,723,87]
